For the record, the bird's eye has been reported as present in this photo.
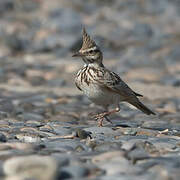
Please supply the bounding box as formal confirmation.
[94,49,99,53]
[89,50,93,53]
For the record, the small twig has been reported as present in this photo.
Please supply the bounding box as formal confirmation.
[48,135,75,139]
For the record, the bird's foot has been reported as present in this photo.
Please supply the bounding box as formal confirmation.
[92,107,120,127]
[98,118,103,127]
[92,112,113,127]
[93,112,108,120]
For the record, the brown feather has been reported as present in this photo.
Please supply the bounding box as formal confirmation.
[129,100,156,115]
[81,27,97,51]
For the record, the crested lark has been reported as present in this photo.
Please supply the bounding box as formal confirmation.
[72,27,155,126]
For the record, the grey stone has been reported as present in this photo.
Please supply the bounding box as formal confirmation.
[52,126,72,136]
[97,157,141,176]
[45,139,82,152]
[141,121,171,131]
[0,111,9,119]
[0,0,14,15]
[84,127,114,135]
[3,155,58,180]
[123,128,137,135]
[0,133,6,142]
[74,129,92,139]
[51,154,69,167]
[59,165,89,179]
[17,113,44,121]
[127,148,150,162]
[94,142,122,152]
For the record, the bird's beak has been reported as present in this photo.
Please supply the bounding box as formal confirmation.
[72,52,82,57]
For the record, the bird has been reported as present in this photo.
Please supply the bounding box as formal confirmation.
[72,27,155,126]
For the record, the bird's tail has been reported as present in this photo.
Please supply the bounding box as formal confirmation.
[129,100,156,115]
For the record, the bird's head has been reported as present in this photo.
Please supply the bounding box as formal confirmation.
[72,27,103,66]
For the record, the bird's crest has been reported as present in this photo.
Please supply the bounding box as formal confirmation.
[80,27,97,51]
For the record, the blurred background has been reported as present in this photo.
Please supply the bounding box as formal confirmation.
[0,0,179,90]
[0,0,180,114]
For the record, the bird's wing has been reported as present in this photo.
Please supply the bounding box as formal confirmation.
[95,68,141,100]
[93,68,155,115]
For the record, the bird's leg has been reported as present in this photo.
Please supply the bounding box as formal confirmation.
[93,106,120,127]
[105,116,113,124]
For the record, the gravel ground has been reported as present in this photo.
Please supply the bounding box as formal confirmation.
[0,0,180,179]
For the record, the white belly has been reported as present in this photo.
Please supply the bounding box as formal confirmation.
[81,83,120,106]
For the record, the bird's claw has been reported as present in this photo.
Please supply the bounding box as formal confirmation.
[92,112,113,127]
[92,112,108,120]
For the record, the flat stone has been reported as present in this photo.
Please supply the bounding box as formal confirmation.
[96,157,141,176]
[92,151,127,163]
[0,143,45,154]
[3,155,58,180]
[51,126,72,136]
[15,133,42,143]
[84,127,114,135]
[45,139,82,152]
[141,121,172,131]
[94,142,122,152]
[123,128,137,135]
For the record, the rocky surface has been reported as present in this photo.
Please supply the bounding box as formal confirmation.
[0,0,180,179]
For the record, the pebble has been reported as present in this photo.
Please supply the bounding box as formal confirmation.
[15,133,42,143]
[84,127,114,135]
[74,129,92,139]
[3,155,58,180]
[123,128,137,135]
[0,133,6,142]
